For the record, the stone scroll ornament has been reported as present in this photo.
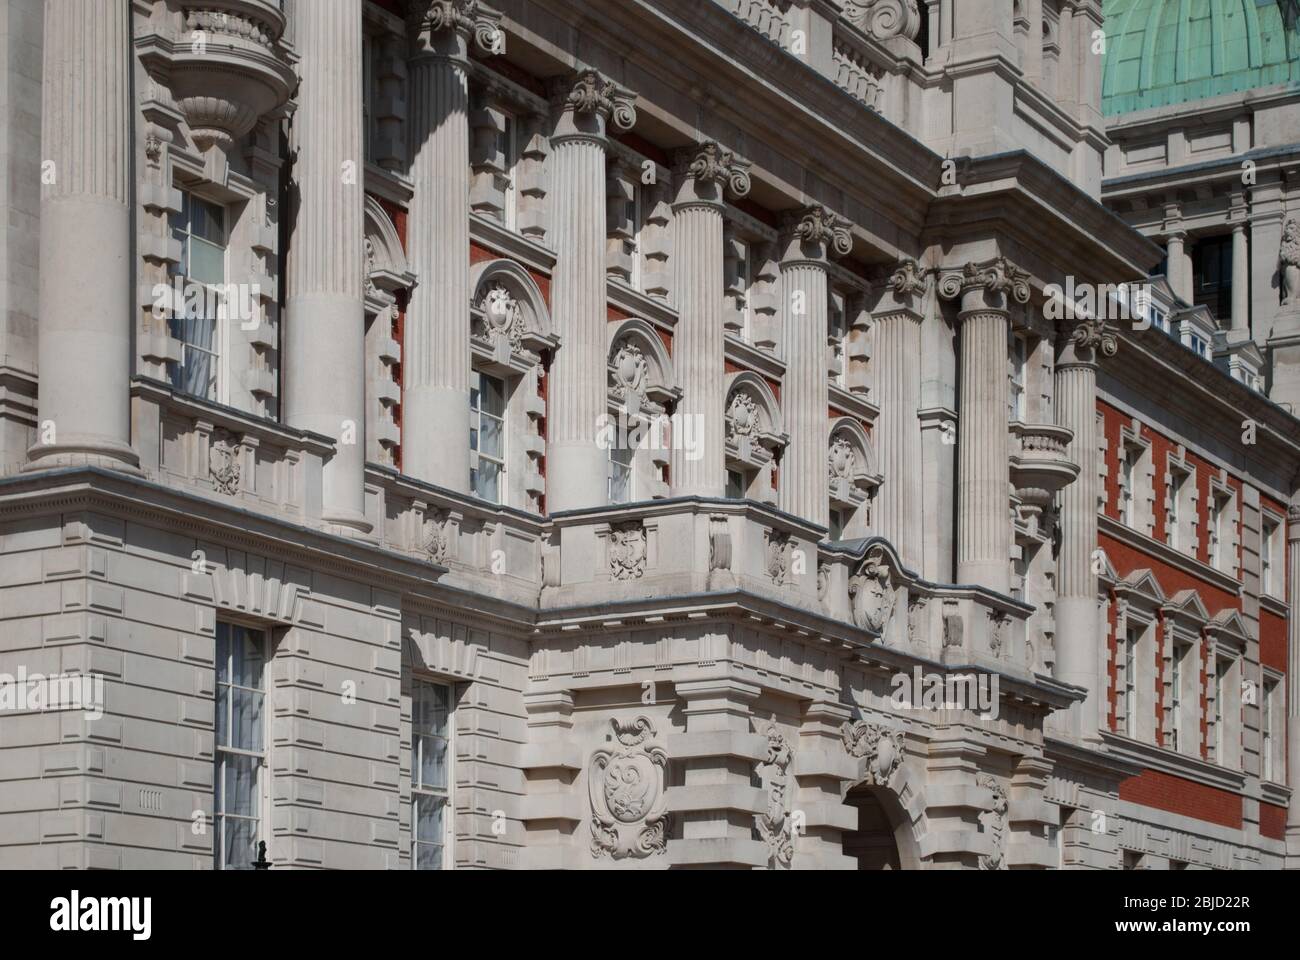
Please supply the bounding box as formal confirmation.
[564,69,637,133]
[589,717,669,860]
[795,205,853,258]
[1070,317,1118,358]
[608,522,647,581]
[754,721,795,865]
[840,720,904,786]
[409,0,504,55]
[938,257,1032,305]
[209,429,241,496]
[977,773,1008,870]
[686,141,752,198]
[842,0,923,41]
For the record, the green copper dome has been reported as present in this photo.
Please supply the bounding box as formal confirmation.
[1102,0,1300,115]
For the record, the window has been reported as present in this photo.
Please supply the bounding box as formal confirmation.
[1213,658,1227,761]
[1123,627,1139,738]
[1169,642,1186,753]
[1209,491,1233,572]
[470,372,506,503]
[628,183,648,293]
[1188,332,1209,359]
[829,506,849,541]
[169,190,228,402]
[1192,235,1232,324]
[1008,335,1028,422]
[500,113,521,232]
[1262,517,1280,598]
[1120,448,1136,527]
[828,290,848,387]
[608,441,634,505]
[1262,676,1277,783]
[411,680,452,870]
[726,469,747,501]
[214,623,267,870]
[1167,471,1183,550]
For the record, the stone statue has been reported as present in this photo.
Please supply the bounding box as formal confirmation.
[1281,218,1300,305]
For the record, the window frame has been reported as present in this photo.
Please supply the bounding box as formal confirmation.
[469,370,508,505]
[169,187,231,405]
[213,620,270,871]
[410,677,455,871]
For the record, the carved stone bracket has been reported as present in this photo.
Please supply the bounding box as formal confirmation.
[840,719,905,785]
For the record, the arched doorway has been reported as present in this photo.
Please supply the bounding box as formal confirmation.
[842,784,916,870]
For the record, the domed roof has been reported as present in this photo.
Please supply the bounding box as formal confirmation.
[1102,0,1300,115]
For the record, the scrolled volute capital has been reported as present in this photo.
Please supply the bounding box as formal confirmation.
[787,204,853,260]
[556,69,637,133]
[408,0,504,56]
[679,140,752,199]
[1066,318,1119,360]
[938,257,1031,313]
[843,0,923,42]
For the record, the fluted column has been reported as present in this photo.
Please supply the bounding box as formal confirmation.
[872,260,926,565]
[1054,319,1117,742]
[285,0,369,533]
[940,259,1030,592]
[1166,230,1189,304]
[403,1,502,492]
[1286,498,1300,861]
[671,143,751,499]
[546,72,636,511]
[779,207,851,528]
[27,0,139,473]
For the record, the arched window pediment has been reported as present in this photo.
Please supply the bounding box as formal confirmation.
[828,417,880,507]
[607,318,680,418]
[470,259,558,374]
[364,197,415,317]
[725,372,787,468]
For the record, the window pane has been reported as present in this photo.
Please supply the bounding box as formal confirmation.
[480,375,506,416]
[415,794,445,845]
[413,682,449,734]
[216,683,229,747]
[189,238,225,286]
[221,753,260,818]
[232,627,265,690]
[415,733,448,790]
[221,815,257,870]
[475,458,501,502]
[231,688,263,752]
[479,414,503,459]
[192,197,226,244]
[415,842,444,870]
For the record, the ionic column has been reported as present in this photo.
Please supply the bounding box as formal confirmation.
[1053,319,1117,742]
[1166,229,1190,304]
[546,72,636,512]
[1231,220,1250,336]
[27,0,139,473]
[285,0,369,533]
[403,1,502,492]
[872,260,927,565]
[779,207,851,528]
[939,259,1030,592]
[671,143,751,499]
[1286,498,1300,861]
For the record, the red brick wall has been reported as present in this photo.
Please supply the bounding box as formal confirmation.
[1260,802,1288,840]
[1118,769,1243,829]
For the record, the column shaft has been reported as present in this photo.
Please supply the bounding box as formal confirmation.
[780,261,829,526]
[29,0,138,471]
[1232,224,1250,334]
[547,133,610,510]
[1286,506,1300,855]
[957,309,1010,590]
[404,47,471,492]
[285,0,368,532]
[874,310,922,562]
[672,202,728,498]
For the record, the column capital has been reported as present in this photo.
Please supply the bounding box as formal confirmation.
[1056,317,1118,366]
[938,257,1030,315]
[872,257,929,317]
[780,204,852,265]
[1287,494,1300,532]
[673,140,752,208]
[408,0,504,62]
[548,68,637,143]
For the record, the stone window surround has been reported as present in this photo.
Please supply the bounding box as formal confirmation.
[606,140,672,302]
[1117,420,1154,537]
[404,671,459,871]
[1207,474,1239,576]
[827,416,880,540]
[1259,507,1284,600]
[1115,597,1158,744]
[605,317,680,503]
[1206,643,1242,771]
[1159,594,1207,757]
[1260,667,1283,784]
[1163,448,1197,556]
[466,66,550,244]
[139,149,278,421]
[723,204,780,351]
[724,371,787,505]
[213,617,274,871]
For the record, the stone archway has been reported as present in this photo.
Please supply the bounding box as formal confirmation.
[842,783,921,870]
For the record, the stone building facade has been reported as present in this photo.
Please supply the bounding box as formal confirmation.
[0,0,1297,869]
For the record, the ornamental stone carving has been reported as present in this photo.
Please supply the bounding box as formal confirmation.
[840,720,905,785]
[610,341,649,408]
[423,510,451,565]
[977,773,1008,870]
[766,530,793,584]
[754,720,795,865]
[683,141,752,198]
[1281,218,1300,305]
[728,391,761,440]
[843,0,923,41]
[210,429,241,496]
[609,522,647,580]
[793,205,853,258]
[828,436,857,483]
[475,282,525,352]
[817,562,831,600]
[709,515,732,572]
[848,547,893,632]
[589,717,669,860]
[563,69,637,131]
